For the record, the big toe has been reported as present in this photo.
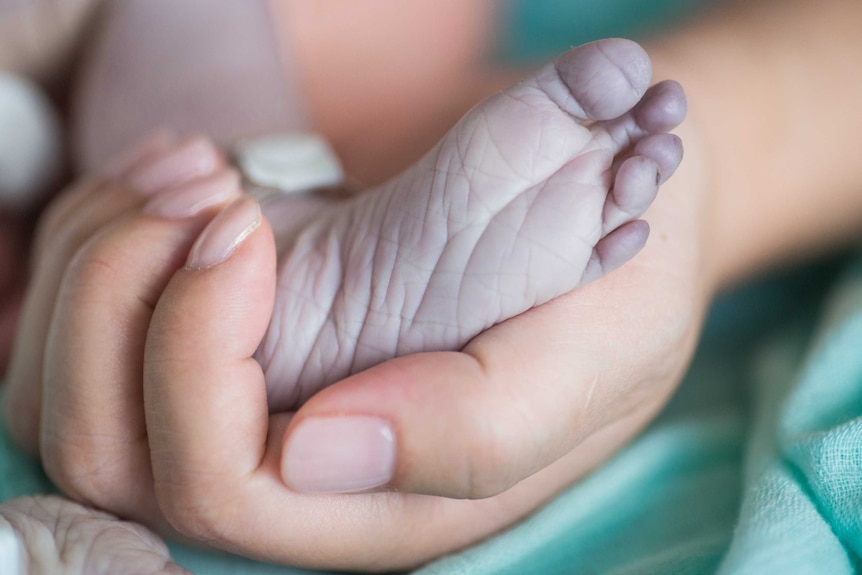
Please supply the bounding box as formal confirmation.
[535,38,653,122]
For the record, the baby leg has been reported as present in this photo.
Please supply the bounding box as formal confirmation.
[73,0,306,172]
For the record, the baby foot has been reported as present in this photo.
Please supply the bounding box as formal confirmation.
[258,39,687,409]
[0,496,187,575]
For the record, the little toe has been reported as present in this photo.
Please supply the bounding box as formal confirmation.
[534,38,653,122]
[581,220,650,285]
[603,155,660,234]
[632,133,684,184]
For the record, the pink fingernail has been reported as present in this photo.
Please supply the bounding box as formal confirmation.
[127,138,222,195]
[143,169,241,219]
[101,129,176,178]
[186,197,261,269]
[282,416,396,494]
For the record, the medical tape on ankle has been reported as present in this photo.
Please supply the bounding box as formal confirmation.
[234,133,345,200]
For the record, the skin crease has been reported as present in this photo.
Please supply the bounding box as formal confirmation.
[2,0,862,571]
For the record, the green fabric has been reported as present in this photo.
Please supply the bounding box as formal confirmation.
[4,2,862,574]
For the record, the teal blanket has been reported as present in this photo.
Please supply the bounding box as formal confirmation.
[5,2,862,573]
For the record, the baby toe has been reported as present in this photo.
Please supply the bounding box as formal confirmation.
[535,38,653,122]
[632,133,684,184]
[604,155,661,234]
[632,80,687,135]
[581,220,650,285]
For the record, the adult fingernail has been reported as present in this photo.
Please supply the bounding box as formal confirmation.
[282,416,396,493]
[142,169,240,219]
[101,129,176,178]
[186,197,261,269]
[127,138,221,195]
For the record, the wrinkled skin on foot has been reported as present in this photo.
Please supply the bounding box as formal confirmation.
[0,496,188,575]
[257,39,686,408]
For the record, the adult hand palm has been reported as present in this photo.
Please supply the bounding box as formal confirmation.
[138,127,710,569]
[2,125,710,571]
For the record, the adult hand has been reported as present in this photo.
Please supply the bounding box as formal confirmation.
[3,122,712,570]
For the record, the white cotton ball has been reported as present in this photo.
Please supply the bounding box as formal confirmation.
[0,72,64,211]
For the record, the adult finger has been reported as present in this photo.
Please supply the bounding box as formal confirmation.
[3,134,223,453]
[3,131,178,451]
[144,197,275,507]
[40,164,241,523]
[142,203,454,570]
